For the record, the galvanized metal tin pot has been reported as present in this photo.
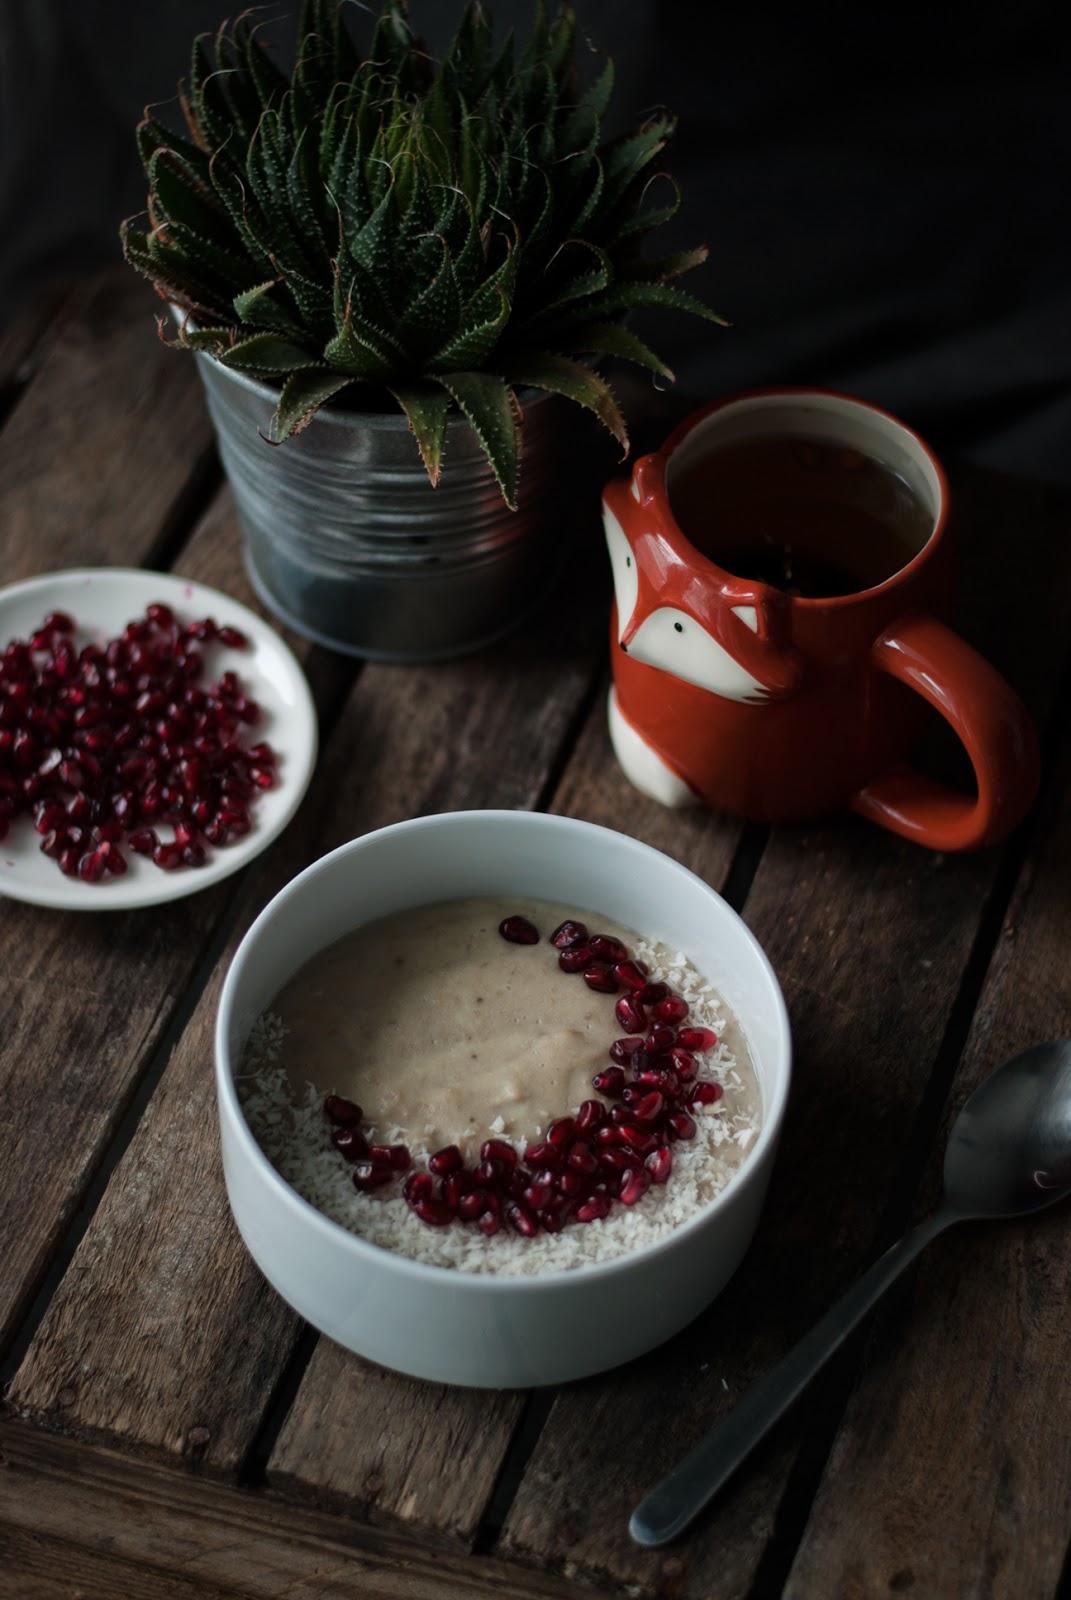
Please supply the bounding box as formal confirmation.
[194,354,572,662]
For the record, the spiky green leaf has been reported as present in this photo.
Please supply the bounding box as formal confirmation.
[389,381,451,484]
[434,370,519,508]
[273,367,356,439]
[218,331,320,373]
[500,352,626,455]
[322,315,403,381]
[551,320,672,377]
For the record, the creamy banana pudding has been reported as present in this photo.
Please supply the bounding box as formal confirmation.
[239,897,762,1274]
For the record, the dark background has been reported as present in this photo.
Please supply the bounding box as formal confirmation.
[2,0,1068,485]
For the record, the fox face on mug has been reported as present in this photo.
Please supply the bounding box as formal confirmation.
[602,389,1040,853]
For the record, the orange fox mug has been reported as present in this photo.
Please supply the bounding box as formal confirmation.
[602,388,1040,851]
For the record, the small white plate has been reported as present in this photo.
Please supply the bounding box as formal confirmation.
[0,568,318,911]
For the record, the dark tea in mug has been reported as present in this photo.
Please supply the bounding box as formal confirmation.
[668,432,935,598]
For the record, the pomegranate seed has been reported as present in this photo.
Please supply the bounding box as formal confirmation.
[403,1172,436,1205]
[608,1038,647,1068]
[457,1189,486,1221]
[498,914,539,944]
[612,959,648,991]
[678,1026,718,1052]
[558,944,592,973]
[549,919,588,948]
[618,1125,659,1157]
[653,994,689,1024]
[368,1143,410,1172]
[538,1196,573,1233]
[555,1170,587,1197]
[480,1138,518,1167]
[352,1160,394,1192]
[523,1174,555,1209]
[635,1067,680,1097]
[324,1093,362,1127]
[152,841,182,870]
[474,1157,509,1188]
[638,981,670,1006]
[667,1110,698,1140]
[668,1047,699,1084]
[43,611,75,633]
[583,961,619,994]
[506,1201,539,1237]
[646,1022,678,1052]
[589,933,628,964]
[575,1099,607,1132]
[331,1126,369,1161]
[546,1116,576,1149]
[523,1139,560,1168]
[595,1123,623,1147]
[478,1211,502,1237]
[600,1148,640,1174]
[645,1146,673,1184]
[691,1081,725,1107]
[107,848,129,875]
[146,603,175,628]
[58,846,81,876]
[127,827,158,854]
[576,1193,612,1222]
[414,1197,455,1226]
[631,1090,666,1126]
[217,624,248,648]
[619,1168,652,1206]
[567,1139,599,1175]
[442,1172,471,1209]
[428,1144,463,1176]
[614,993,646,1034]
[78,848,107,882]
[34,803,66,834]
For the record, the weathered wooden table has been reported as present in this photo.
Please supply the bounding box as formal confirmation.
[1,269,1069,1600]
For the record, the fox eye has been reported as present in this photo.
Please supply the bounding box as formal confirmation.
[674,621,683,633]
[626,556,631,568]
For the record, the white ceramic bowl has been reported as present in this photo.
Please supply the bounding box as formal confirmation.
[215,810,792,1387]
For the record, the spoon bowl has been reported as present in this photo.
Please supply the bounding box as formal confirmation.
[943,1040,1071,1215]
[631,1039,1071,1547]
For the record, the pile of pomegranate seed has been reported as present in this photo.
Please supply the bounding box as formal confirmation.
[0,603,277,881]
[324,912,725,1238]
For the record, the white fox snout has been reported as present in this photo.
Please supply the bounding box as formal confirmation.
[604,504,770,703]
[622,607,770,702]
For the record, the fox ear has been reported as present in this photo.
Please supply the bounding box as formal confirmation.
[631,453,663,506]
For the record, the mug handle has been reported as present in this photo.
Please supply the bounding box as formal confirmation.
[849,613,1041,851]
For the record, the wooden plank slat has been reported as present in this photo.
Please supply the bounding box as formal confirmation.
[0,267,214,580]
[0,1420,591,1600]
[7,514,609,1546]
[0,1528,245,1600]
[497,466,1071,1598]
[782,750,1071,1599]
[0,281,76,398]
[267,1347,525,1546]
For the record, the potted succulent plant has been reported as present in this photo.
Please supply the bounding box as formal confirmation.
[122,0,721,660]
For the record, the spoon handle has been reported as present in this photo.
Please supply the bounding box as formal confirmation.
[630,1209,955,1548]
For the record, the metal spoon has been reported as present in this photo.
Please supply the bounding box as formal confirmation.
[630,1039,1071,1548]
